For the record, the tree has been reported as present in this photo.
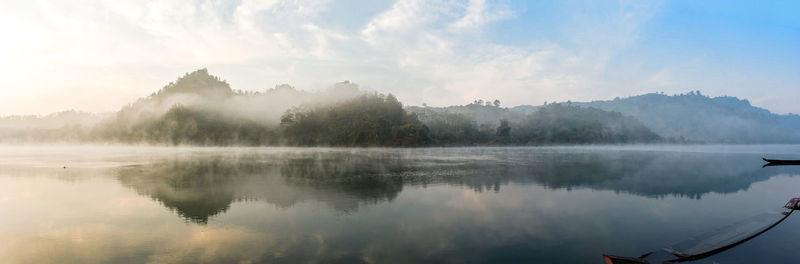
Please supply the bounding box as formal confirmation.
[280,93,430,147]
[494,119,511,144]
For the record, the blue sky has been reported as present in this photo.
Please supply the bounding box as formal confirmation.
[0,0,798,115]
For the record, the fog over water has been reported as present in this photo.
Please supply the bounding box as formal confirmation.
[2,145,800,263]
[2,1,799,263]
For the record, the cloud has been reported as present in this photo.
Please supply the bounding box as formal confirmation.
[352,0,668,106]
[0,0,671,115]
[449,0,514,31]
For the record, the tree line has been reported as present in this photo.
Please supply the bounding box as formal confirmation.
[0,69,662,146]
[90,93,660,146]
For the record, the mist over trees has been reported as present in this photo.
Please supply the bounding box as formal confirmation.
[407,106,495,146]
[0,110,106,143]
[513,92,800,143]
[89,69,364,145]
[409,103,660,145]
[511,104,661,144]
[3,69,797,146]
[281,93,430,147]
[100,105,278,145]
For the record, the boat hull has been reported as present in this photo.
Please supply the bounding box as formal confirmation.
[763,158,800,164]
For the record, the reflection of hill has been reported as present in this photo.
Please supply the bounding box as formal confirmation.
[116,153,412,223]
[116,149,796,223]
[117,158,246,223]
[278,154,406,206]
[498,151,796,199]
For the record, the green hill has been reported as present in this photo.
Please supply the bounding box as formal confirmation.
[10,69,796,146]
[514,92,800,143]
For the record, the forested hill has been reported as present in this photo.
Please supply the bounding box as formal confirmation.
[92,69,363,145]
[0,69,662,146]
[407,102,660,146]
[513,92,800,143]
[7,69,797,145]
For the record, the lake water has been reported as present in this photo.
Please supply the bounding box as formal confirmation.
[2,145,800,263]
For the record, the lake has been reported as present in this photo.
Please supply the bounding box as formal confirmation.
[1,145,800,263]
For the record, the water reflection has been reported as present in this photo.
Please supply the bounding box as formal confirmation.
[116,153,408,223]
[4,147,800,263]
[115,148,796,224]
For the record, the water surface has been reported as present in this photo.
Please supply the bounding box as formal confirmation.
[2,145,800,263]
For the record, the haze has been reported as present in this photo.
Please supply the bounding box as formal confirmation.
[1,0,798,116]
[4,2,800,263]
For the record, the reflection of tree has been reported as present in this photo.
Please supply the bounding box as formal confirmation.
[116,153,413,223]
[278,153,405,208]
[480,150,795,199]
[116,150,795,223]
[563,151,795,199]
[117,158,248,223]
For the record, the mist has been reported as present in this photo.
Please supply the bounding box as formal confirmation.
[1,69,799,146]
[0,69,365,145]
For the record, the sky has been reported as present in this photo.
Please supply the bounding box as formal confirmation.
[0,0,798,115]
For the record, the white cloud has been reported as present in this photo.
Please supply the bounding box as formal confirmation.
[449,0,513,31]
[350,0,667,106]
[0,0,674,115]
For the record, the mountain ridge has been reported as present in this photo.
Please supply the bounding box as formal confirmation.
[2,69,798,144]
[513,92,800,143]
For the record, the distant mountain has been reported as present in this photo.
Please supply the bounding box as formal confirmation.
[513,92,800,143]
[91,69,661,146]
[0,110,106,129]
[93,68,364,145]
[108,68,363,126]
[0,110,109,143]
[4,69,796,145]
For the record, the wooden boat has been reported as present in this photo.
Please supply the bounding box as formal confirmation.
[603,198,800,264]
[762,158,800,165]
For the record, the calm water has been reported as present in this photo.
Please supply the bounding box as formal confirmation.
[2,145,800,263]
